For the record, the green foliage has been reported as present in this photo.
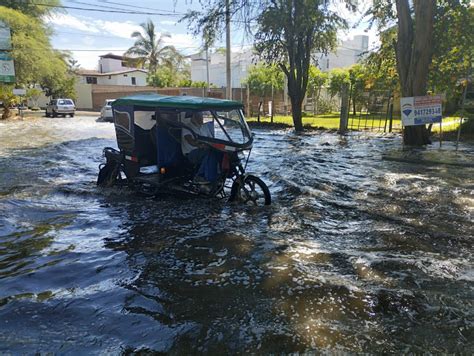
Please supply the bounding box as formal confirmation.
[328,68,350,97]
[366,1,473,103]
[0,0,60,18]
[184,0,354,131]
[178,78,193,87]
[126,19,184,73]
[243,64,284,97]
[362,27,399,93]
[0,5,76,99]
[0,84,17,119]
[148,67,175,88]
[430,4,474,102]
[26,88,42,107]
[348,64,369,113]
[254,0,352,131]
[308,66,328,92]
[42,74,76,100]
[190,81,208,88]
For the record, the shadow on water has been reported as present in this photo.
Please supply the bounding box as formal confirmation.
[0,118,473,353]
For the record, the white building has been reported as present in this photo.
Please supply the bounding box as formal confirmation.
[76,53,148,86]
[316,35,369,72]
[190,50,256,88]
[190,35,369,87]
[77,68,148,86]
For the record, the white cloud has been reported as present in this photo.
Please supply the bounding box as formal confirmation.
[162,33,199,51]
[93,19,142,39]
[48,13,141,39]
[49,13,101,33]
[81,36,95,46]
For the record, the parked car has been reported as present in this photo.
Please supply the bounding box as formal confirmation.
[100,99,115,122]
[45,98,75,117]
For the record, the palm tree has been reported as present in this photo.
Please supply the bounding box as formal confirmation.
[125,20,183,74]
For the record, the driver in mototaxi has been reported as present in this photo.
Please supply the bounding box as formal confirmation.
[181,111,219,184]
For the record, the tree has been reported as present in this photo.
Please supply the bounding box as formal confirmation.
[348,64,368,115]
[0,0,60,18]
[396,0,435,145]
[328,68,350,98]
[243,64,284,116]
[125,19,183,74]
[368,0,472,145]
[27,88,43,108]
[0,5,75,118]
[254,0,351,131]
[362,27,399,93]
[308,66,328,114]
[184,0,353,131]
[0,85,18,120]
[367,2,473,116]
[147,66,175,87]
[429,4,474,105]
[244,64,284,98]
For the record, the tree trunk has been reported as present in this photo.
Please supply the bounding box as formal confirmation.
[1,107,11,120]
[396,0,435,146]
[291,95,304,131]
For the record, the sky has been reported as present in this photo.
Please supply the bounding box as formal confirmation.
[47,0,379,70]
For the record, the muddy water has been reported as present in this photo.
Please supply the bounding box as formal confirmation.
[0,117,472,353]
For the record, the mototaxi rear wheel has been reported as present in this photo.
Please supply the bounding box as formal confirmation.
[229,175,271,206]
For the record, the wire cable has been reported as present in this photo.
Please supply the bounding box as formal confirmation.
[31,2,183,16]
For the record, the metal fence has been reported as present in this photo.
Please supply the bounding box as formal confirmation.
[348,91,400,132]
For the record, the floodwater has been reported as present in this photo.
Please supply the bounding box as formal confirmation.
[0,117,472,353]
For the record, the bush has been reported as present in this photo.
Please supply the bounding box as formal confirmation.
[316,97,338,114]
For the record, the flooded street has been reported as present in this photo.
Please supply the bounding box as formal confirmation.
[0,116,473,353]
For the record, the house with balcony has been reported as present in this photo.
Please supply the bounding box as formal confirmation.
[72,53,156,110]
[77,53,148,87]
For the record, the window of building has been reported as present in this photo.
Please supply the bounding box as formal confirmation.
[86,76,97,84]
[108,75,111,79]
[326,59,330,69]
[123,74,128,77]
[131,77,136,85]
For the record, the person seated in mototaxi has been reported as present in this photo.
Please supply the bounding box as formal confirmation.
[181,111,220,183]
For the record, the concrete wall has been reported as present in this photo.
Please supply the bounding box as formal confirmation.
[99,57,124,73]
[96,71,147,86]
[75,83,93,110]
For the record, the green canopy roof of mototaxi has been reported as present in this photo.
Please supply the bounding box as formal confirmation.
[112,93,244,110]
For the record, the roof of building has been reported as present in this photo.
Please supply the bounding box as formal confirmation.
[99,53,125,60]
[77,68,148,77]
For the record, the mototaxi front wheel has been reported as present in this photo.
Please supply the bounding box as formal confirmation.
[97,162,121,187]
[229,175,271,206]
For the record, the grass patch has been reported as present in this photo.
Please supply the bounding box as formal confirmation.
[248,113,469,134]
[248,113,402,131]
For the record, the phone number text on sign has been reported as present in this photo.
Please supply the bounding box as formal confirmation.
[401,95,442,126]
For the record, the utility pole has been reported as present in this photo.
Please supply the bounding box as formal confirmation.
[205,46,210,97]
[225,0,232,100]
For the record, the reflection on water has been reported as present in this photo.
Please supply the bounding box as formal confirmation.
[0,117,473,353]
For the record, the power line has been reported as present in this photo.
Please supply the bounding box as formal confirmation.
[66,0,184,15]
[32,2,183,16]
[97,0,184,14]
